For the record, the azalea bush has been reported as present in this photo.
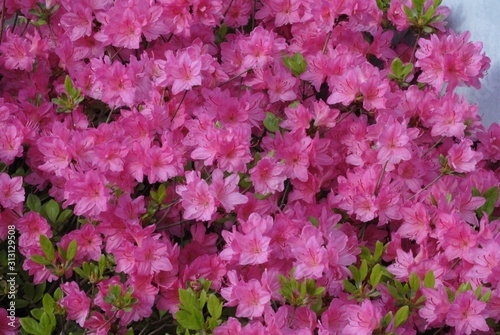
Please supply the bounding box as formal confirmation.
[1,0,500,333]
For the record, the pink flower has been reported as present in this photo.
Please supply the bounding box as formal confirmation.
[249,156,286,195]
[343,300,382,335]
[0,173,24,210]
[176,171,216,221]
[210,169,248,212]
[446,291,489,334]
[0,123,24,165]
[447,139,482,173]
[376,118,412,164]
[419,285,450,327]
[59,281,91,327]
[164,49,203,95]
[134,237,173,276]
[234,279,271,319]
[63,171,111,217]
[0,307,19,335]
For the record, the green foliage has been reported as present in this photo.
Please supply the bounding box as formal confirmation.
[20,293,57,335]
[388,57,414,86]
[27,2,60,27]
[278,268,325,311]
[403,0,446,34]
[282,52,307,77]
[175,279,223,334]
[263,112,283,133]
[73,255,109,284]
[51,75,85,113]
[103,285,138,312]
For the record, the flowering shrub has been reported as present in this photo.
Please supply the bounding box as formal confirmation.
[1,0,500,334]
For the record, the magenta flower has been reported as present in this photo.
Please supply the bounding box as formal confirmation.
[63,171,111,217]
[59,282,91,327]
[446,291,489,334]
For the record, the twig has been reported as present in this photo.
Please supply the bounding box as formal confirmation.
[0,0,7,46]
[218,68,252,87]
[171,90,188,121]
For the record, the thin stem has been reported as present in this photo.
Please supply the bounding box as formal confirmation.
[218,68,252,87]
[408,173,444,201]
[374,161,388,197]
[105,108,114,123]
[280,180,291,209]
[336,108,354,124]
[157,219,190,230]
[421,136,446,158]
[171,90,188,121]
[322,31,331,54]
[110,46,124,62]
[223,0,235,17]
[0,0,6,46]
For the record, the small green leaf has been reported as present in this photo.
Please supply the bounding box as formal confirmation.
[394,305,409,329]
[254,193,272,200]
[359,260,368,281]
[369,264,382,288]
[39,235,55,262]
[42,294,54,314]
[64,75,77,98]
[409,272,420,292]
[207,294,222,319]
[66,240,78,262]
[381,311,393,328]
[20,317,43,335]
[27,194,42,212]
[480,290,492,303]
[423,270,435,288]
[175,310,205,330]
[31,308,43,321]
[374,241,385,261]
[391,57,403,77]
[343,280,357,294]
[56,209,73,224]
[44,199,60,223]
[263,112,281,133]
[30,255,52,265]
[73,266,87,278]
[309,216,319,228]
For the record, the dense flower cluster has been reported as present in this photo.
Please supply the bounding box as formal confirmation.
[0,0,499,334]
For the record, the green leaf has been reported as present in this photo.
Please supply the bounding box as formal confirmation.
[39,235,55,262]
[374,241,385,261]
[427,14,446,24]
[391,57,403,77]
[369,264,382,288]
[480,290,492,303]
[411,0,425,13]
[64,75,77,98]
[394,305,409,329]
[27,194,42,212]
[349,265,361,283]
[30,255,52,265]
[56,209,73,224]
[42,294,54,314]
[423,270,435,288]
[409,272,420,292]
[54,288,63,300]
[66,240,78,262]
[31,308,43,320]
[359,260,368,282]
[157,184,167,203]
[343,280,357,294]
[381,311,393,328]
[44,199,60,223]
[309,216,319,228]
[254,193,272,200]
[207,294,222,319]
[20,317,43,335]
[481,186,498,216]
[175,310,205,330]
[263,112,281,133]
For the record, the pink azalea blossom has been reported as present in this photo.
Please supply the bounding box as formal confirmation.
[446,291,489,334]
[59,281,91,327]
